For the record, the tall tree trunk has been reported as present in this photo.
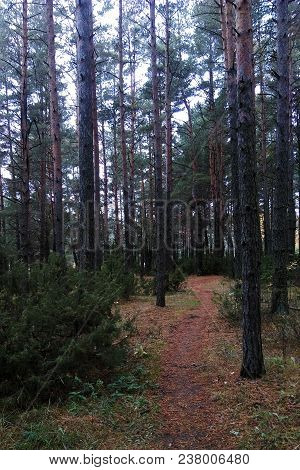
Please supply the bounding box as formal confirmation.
[100,74,109,249]
[112,106,120,247]
[5,76,20,250]
[46,0,64,256]
[91,57,102,267]
[223,0,241,276]
[150,0,166,307]
[129,31,136,261]
[0,168,5,241]
[288,54,296,255]
[236,0,265,378]
[39,92,48,263]
[272,0,290,314]
[20,0,31,263]
[257,10,272,256]
[165,0,173,273]
[76,0,95,270]
[119,0,131,275]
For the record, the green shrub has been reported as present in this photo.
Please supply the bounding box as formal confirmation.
[179,257,195,276]
[261,256,273,285]
[168,267,185,291]
[136,277,155,296]
[179,254,233,277]
[101,252,135,298]
[214,282,242,325]
[0,255,133,405]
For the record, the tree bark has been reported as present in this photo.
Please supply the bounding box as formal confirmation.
[236,0,265,378]
[223,0,241,276]
[20,0,31,263]
[5,76,20,251]
[119,0,131,275]
[128,30,136,262]
[0,168,5,241]
[112,103,120,247]
[150,0,166,307]
[91,56,102,267]
[165,0,173,273]
[271,0,290,314]
[46,0,64,256]
[76,0,95,270]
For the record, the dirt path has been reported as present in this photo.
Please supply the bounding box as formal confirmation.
[158,275,231,449]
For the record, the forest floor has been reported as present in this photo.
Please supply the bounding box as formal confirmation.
[0,275,299,449]
[121,275,299,450]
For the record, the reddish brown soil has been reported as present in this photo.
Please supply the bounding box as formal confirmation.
[157,275,236,449]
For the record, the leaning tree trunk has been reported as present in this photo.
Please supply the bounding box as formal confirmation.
[46,0,64,256]
[271,0,290,314]
[150,0,166,307]
[76,0,95,270]
[236,0,265,379]
[20,0,31,263]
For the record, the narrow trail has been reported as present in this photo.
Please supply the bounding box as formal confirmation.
[158,275,229,449]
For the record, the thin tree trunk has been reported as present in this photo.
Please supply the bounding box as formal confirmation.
[112,106,120,247]
[0,168,5,241]
[272,0,290,314]
[129,31,136,261]
[165,0,173,273]
[5,76,20,250]
[99,74,109,249]
[47,0,64,257]
[76,0,95,270]
[150,0,166,307]
[236,0,265,378]
[20,0,31,263]
[91,57,102,267]
[224,0,241,276]
[288,54,296,255]
[119,0,131,275]
[39,92,48,263]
